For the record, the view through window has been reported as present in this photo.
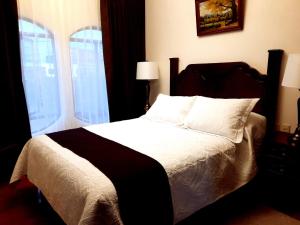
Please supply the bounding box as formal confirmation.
[18,17,109,135]
[70,28,109,124]
[19,19,61,133]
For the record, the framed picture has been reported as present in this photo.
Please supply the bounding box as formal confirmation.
[195,0,244,36]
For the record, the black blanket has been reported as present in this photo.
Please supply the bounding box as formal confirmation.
[48,128,173,225]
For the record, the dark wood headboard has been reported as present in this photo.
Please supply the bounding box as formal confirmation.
[169,49,283,141]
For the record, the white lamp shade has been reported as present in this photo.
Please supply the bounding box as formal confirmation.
[282,53,300,88]
[136,62,159,80]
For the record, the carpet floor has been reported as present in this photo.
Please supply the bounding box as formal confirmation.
[222,205,300,225]
[0,178,64,225]
[1,177,300,225]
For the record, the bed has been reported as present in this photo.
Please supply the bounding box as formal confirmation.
[10,49,283,225]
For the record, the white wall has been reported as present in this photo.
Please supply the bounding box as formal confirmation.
[146,0,300,132]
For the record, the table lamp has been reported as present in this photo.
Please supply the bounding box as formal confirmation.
[281,53,300,147]
[136,61,159,112]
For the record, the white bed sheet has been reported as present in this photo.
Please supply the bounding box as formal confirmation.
[10,116,264,225]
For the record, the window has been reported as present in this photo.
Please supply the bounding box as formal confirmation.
[19,18,60,133]
[19,19,109,135]
[69,27,109,124]
[18,1,109,136]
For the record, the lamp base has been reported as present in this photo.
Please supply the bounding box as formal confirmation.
[144,103,150,112]
[144,81,151,112]
[288,126,300,148]
[290,96,300,148]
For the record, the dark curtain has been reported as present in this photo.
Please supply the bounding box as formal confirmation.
[0,0,31,182]
[100,0,146,122]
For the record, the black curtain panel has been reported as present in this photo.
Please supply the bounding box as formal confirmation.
[0,0,31,182]
[100,0,146,122]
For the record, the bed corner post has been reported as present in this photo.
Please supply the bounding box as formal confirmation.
[267,49,284,78]
[170,57,179,96]
[266,49,284,139]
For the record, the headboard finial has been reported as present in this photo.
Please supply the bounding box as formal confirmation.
[170,58,179,95]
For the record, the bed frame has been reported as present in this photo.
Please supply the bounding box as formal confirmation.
[170,49,283,144]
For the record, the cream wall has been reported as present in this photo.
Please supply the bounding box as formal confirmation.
[146,0,300,132]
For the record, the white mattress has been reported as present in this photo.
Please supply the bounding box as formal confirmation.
[10,115,265,225]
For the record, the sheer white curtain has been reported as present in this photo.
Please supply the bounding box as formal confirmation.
[17,0,109,136]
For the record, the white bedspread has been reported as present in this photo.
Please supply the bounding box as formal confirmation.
[10,116,264,225]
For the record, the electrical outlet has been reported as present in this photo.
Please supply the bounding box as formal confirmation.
[280,124,291,133]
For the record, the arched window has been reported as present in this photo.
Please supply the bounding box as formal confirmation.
[18,18,60,134]
[69,27,109,124]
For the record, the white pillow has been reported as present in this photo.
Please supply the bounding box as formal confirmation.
[144,94,196,125]
[183,96,259,143]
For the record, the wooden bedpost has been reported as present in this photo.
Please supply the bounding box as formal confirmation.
[265,49,284,140]
[170,57,179,96]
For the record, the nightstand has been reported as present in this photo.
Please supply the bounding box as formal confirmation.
[259,131,300,206]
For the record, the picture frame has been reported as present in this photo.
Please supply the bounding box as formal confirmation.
[195,0,244,36]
